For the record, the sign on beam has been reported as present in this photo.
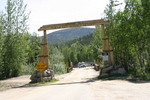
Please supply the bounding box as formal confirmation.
[102,52,109,61]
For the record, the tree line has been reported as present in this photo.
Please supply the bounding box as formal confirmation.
[0,0,40,78]
[51,25,102,66]
[104,0,150,78]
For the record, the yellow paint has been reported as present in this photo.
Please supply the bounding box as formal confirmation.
[35,61,46,72]
[66,62,69,68]
[96,59,100,65]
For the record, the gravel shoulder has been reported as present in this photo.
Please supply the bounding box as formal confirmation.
[0,75,31,91]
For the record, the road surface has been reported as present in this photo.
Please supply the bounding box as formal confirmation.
[0,67,150,100]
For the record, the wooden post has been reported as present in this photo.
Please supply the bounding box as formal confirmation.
[101,24,114,65]
[96,59,100,65]
[38,30,49,69]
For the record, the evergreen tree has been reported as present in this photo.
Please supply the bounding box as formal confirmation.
[0,12,5,77]
[28,32,41,65]
[2,0,30,77]
[91,26,102,61]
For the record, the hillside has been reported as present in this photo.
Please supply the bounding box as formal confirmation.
[64,34,93,47]
[47,27,94,42]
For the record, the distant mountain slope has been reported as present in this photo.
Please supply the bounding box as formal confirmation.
[47,27,94,42]
[63,33,93,46]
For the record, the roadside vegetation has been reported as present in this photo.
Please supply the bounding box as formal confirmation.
[98,73,150,81]
[0,0,41,78]
[103,0,150,79]
[0,82,6,88]
[35,79,58,86]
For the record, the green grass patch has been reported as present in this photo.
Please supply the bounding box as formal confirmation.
[0,82,6,88]
[36,79,58,86]
[98,73,130,80]
[0,82,7,91]
[140,73,150,81]
[98,73,150,81]
[24,79,59,87]
[50,79,59,82]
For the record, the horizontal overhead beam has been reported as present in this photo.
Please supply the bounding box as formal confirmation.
[38,19,109,31]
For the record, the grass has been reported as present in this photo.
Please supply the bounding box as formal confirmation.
[24,79,59,87]
[35,79,58,86]
[0,82,6,88]
[98,73,150,81]
[98,73,131,80]
[0,82,7,91]
[139,73,150,81]
[0,79,59,90]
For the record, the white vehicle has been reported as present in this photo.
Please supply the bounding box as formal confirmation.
[78,62,86,68]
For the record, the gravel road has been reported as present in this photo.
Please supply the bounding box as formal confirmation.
[0,67,150,100]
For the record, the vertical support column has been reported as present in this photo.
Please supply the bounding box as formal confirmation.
[101,24,109,65]
[110,49,114,65]
[38,30,49,69]
[101,24,114,65]
[43,30,47,43]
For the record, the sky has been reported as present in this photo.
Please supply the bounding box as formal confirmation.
[0,0,124,36]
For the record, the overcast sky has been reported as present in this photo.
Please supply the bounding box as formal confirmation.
[0,0,124,36]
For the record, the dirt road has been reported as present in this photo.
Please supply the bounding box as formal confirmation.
[0,67,150,100]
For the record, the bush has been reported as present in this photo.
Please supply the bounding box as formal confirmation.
[20,64,35,75]
[52,63,66,74]
[49,47,67,74]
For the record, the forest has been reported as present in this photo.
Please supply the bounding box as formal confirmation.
[47,27,94,42]
[0,0,150,79]
[0,0,41,78]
